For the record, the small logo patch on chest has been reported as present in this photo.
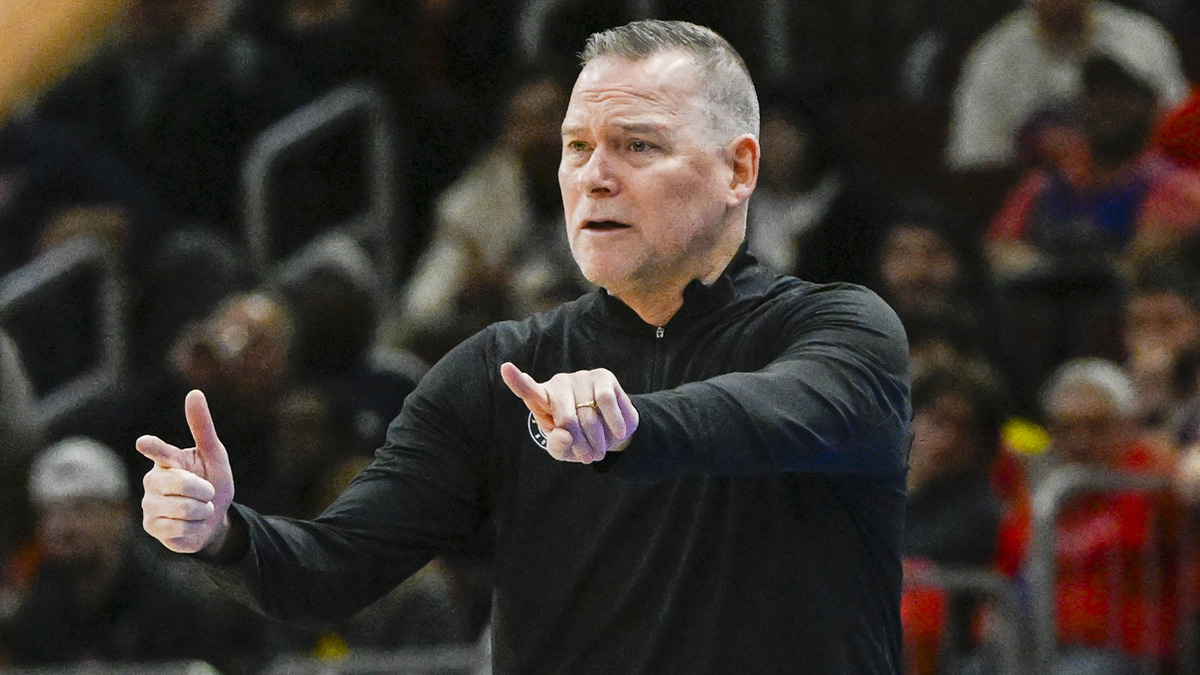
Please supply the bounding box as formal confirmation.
[526,412,549,450]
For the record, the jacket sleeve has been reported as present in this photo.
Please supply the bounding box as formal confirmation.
[608,284,912,486]
[198,332,495,624]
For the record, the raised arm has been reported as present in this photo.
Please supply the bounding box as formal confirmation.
[608,285,911,484]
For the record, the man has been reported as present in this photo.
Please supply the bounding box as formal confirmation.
[138,20,912,674]
[1030,359,1181,666]
[946,0,1188,171]
[0,437,239,669]
[383,68,586,365]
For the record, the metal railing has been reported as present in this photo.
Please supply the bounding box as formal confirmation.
[0,661,219,675]
[903,563,1031,675]
[241,82,400,294]
[0,236,125,430]
[259,643,488,675]
[1027,466,1194,675]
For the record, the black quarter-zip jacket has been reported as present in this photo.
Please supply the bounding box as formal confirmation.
[210,248,912,674]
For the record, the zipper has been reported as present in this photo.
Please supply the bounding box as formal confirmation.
[648,325,665,390]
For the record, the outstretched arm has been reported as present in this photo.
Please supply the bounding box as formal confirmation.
[610,285,911,484]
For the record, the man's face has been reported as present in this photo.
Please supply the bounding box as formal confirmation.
[36,499,128,567]
[1046,384,1126,465]
[559,51,739,299]
[1125,291,1200,358]
[910,392,978,482]
[1083,83,1157,166]
[878,224,962,312]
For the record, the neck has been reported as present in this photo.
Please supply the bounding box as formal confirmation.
[612,236,742,326]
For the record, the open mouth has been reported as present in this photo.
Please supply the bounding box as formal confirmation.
[584,220,631,231]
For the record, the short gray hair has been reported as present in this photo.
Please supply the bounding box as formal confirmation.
[580,19,760,141]
[1039,357,1137,419]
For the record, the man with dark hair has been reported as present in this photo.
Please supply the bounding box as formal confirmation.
[137,20,911,674]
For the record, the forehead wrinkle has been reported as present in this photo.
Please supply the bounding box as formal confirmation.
[562,92,703,139]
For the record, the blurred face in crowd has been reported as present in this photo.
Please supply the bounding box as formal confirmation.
[1046,382,1129,465]
[909,391,979,491]
[505,78,571,212]
[878,223,962,312]
[36,498,129,571]
[759,111,811,193]
[559,50,755,307]
[180,293,292,403]
[1125,291,1200,359]
[1083,79,1158,168]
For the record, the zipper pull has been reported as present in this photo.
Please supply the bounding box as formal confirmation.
[655,326,664,339]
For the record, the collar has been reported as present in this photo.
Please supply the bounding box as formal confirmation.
[584,242,765,337]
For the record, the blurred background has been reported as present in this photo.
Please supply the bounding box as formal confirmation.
[1,0,1199,673]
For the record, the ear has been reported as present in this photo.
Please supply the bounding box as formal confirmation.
[726,134,759,207]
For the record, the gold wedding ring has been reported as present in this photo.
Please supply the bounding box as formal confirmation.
[575,400,598,410]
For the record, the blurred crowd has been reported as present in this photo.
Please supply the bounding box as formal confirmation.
[0,0,1199,673]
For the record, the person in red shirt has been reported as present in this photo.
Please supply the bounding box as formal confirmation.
[1003,358,1183,670]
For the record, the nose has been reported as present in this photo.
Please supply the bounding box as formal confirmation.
[577,146,618,197]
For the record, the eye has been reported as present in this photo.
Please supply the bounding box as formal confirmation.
[566,140,589,153]
[629,140,650,152]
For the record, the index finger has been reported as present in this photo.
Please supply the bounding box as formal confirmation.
[135,435,188,470]
[500,362,550,414]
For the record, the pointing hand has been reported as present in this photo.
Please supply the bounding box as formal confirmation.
[501,362,639,463]
[136,390,235,553]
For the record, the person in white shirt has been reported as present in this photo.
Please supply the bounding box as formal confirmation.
[946,0,1188,170]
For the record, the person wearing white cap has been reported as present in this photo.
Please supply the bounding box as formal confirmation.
[0,436,239,670]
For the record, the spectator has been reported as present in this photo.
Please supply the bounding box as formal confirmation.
[1015,358,1182,670]
[1121,255,1200,433]
[380,66,588,365]
[869,197,1006,388]
[906,361,1013,565]
[0,116,167,279]
[125,228,258,375]
[52,290,296,511]
[901,359,1022,675]
[746,92,890,286]
[277,236,418,458]
[32,0,296,235]
[985,54,1200,410]
[988,53,1200,273]
[946,0,1188,171]
[0,437,254,670]
[872,196,995,320]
